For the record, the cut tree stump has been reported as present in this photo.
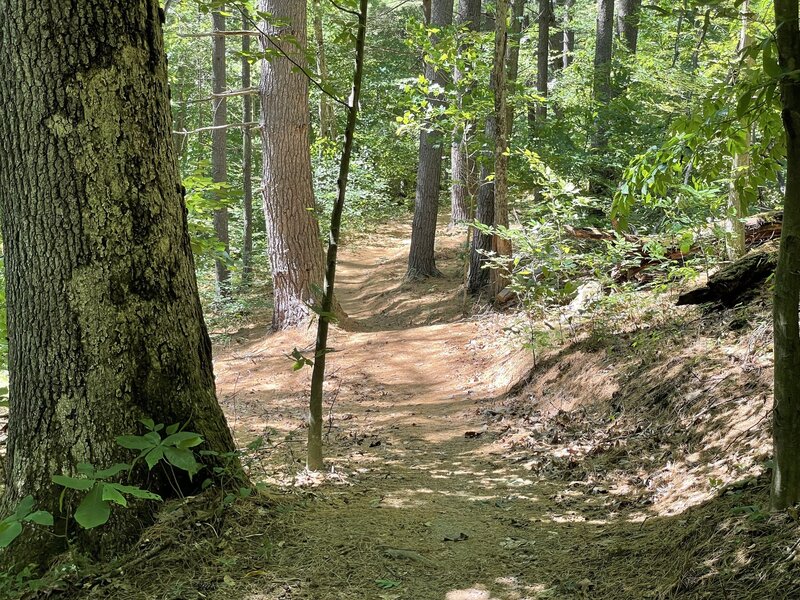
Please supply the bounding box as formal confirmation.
[676,242,778,307]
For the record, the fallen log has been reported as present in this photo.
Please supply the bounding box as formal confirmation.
[676,242,778,307]
[565,211,783,283]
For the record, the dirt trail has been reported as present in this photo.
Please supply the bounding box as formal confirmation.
[212,223,644,600]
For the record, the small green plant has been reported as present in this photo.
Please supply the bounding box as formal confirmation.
[116,419,204,478]
[0,496,53,548]
[52,463,161,529]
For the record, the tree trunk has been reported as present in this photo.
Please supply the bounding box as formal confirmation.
[212,11,231,297]
[0,0,237,566]
[450,0,482,227]
[614,0,641,53]
[407,0,454,280]
[590,0,614,195]
[727,0,751,261]
[536,0,551,121]
[491,0,511,299]
[563,0,575,69]
[259,0,329,329]
[771,0,800,511]
[468,6,498,294]
[313,0,336,140]
[307,0,369,471]
[506,0,525,132]
[241,14,254,285]
[468,119,496,294]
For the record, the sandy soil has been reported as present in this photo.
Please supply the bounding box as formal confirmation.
[210,222,644,600]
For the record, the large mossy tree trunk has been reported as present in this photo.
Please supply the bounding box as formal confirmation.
[0,0,237,565]
[407,0,454,280]
[771,0,800,511]
[259,0,330,329]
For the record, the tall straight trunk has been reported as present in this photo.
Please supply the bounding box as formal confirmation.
[536,0,551,121]
[259,0,329,329]
[241,14,254,284]
[614,0,641,53]
[592,0,614,150]
[563,0,575,69]
[726,0,751,261]
[212,11,231,297]
[771,0,800,511]
[407,0,454,279]
[307,0,369,471]
[468,118,496,294]
[468,8,498,294]
[590,0,614,196]
[0,0,237,565]
[491,0,511,298]
[450,0,482,227]
[313,0,336,140]
[506,0,525,132]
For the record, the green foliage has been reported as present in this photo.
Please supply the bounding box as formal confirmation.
[52,463,161,530]
[116,419,205,479]
[0,496,53,549]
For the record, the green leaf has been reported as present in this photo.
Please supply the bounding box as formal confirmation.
[162,432,204,449]
[52,475,95,491]
[94,463,131,479]
[764,44,782,79]
[74,485,111,529]
[116,435,155,450]
[166,423,180,435]
[736,92,751,119]
[140,418,156,431]
[145,446,165,470]
[13,496,35,519]
[76,463,95,476]
[0,521,23,548]
[23,511,54,526]
[109,484,162,502]
[164,447,201,477]
[101,484,127,507]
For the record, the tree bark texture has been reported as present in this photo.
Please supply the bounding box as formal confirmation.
[0,0,236,564]
[242,14,254,284]
[259,0,329,329]
[450,0,482,227]
[771,0,800,511]
[407,0,454,279]
[614,0,641,53]
[212,11,231,297]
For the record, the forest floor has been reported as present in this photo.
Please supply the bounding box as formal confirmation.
[22,219,800,599]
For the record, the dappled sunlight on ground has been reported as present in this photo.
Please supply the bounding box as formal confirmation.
[194,220,800,599]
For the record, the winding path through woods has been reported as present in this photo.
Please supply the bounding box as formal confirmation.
[212,221,647,600]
